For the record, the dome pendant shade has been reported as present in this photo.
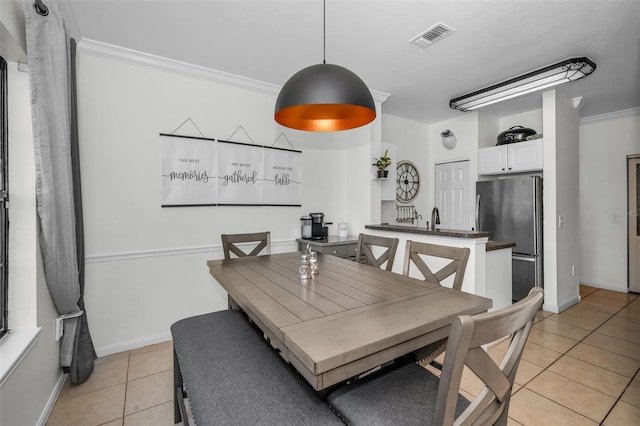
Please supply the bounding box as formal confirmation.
[275,63,376,132]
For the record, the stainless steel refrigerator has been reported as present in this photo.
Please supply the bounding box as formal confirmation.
[476,176,543,302]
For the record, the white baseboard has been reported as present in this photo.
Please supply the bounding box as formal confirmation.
[38,371,66,426]
[95,331,173,358]
[543,294,580,314]
[580,281,629,293]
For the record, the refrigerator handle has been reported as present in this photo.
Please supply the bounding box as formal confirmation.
[475,194,481,231]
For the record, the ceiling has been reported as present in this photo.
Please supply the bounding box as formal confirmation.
[59,0,640,125]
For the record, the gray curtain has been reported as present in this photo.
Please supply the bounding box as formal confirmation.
[26,1,95,382]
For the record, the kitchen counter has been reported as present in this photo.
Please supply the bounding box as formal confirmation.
[365,224,491,239]
[296,235,359,259]
[486,241,516,251]
[362,225,512,310]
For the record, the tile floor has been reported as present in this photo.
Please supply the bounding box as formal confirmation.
[46,285,640,425]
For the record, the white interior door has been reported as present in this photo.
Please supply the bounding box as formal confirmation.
[435,163,450,228]
[435,160,470,230]
[629,156,640,292]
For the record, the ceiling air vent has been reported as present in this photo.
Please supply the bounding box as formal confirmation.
[410,22,455,48]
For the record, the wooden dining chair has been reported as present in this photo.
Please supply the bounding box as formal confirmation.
[221,232,271,260]
[403,240,471,368]
[403,240,470,291]
[328,287,544,426]
[356,233,399,271]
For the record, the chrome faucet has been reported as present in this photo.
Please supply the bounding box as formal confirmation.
[431,207,440,231]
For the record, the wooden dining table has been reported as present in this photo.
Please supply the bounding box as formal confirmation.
[207,252,492,392]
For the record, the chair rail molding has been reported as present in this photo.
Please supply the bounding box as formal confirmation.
[85,239,297,264]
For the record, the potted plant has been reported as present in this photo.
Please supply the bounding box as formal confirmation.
[372,149,392,178]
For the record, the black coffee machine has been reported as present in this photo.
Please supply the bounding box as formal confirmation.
[309,212,329,240]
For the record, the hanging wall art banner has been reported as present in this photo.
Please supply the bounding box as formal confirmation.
[216,140,264,205]
[160,135,217,207]
[159,134,302,207]
[262,146,302,206]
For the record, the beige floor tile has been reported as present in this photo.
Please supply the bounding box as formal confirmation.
[127,346,173,381]
[586,290,636,308]
[521,342,563,369]
[566,343,640,378]
[130,340,173,357]
[513,358,544,386]
[583,332,640,361]
[526,328,577,354]
[617,306,640,321]
[124,370,173,416]
[507,416,524,426]
[123,401,176,426]
[596,316,640,345]
[95,351,129,366]
[508,388,598,425]
[486,344,544,387]
[533,317,592,341]
[562,304,614,322]
[533,310,554,324]
[47,383,126,426]
[555,310,606,331]
[458,366,484,397]
[578,299,624,315]
[621,379,640,408]
[525,370,617,422]
[101,420,123,426]
[603,401,640,426]
[547,355,630,397]
[58,358,129,401]
[580,285,599,298]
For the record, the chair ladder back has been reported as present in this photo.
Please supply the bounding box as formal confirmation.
[403,240,470,290]
[356,234,399,272]
[433,287,544,426]
[221,232,271,260]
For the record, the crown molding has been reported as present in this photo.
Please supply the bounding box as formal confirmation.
[580,107,640,125]
[77,38,282,95]
[76,38,390,104]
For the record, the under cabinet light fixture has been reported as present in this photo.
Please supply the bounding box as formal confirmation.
[450,57,596,112]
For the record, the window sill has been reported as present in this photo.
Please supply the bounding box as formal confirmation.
[0,327,41,388]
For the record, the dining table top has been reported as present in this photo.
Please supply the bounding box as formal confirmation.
[207,251,492,391]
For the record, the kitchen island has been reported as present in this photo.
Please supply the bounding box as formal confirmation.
[364,224,514,310]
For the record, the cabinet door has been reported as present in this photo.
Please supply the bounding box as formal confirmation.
[507,139,543,172]
[478,146,508,175]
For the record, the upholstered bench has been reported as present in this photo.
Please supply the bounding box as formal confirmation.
[171,310,343,426]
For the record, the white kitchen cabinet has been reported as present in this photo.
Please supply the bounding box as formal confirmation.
[478,139,543,175]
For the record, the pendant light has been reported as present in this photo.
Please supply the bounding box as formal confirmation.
[274,0,376,132]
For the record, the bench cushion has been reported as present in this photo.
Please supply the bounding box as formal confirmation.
[171,310,342,426]
[327,363,470,425]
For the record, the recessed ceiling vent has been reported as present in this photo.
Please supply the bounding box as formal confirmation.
[410,22,455,48]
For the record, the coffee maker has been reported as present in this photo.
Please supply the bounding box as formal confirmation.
[309,212,329,240]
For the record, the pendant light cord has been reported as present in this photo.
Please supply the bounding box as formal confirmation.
[323,0,326,64]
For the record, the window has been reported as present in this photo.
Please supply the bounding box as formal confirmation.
[0,55,8,339]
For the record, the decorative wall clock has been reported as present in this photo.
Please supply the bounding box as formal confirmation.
[396,160,420,203]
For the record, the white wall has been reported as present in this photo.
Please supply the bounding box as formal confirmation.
[76,40,376,354]
[427,113,479,230]
[380,114,429,224]
[1,62,62,426]
[542,90,581,312]
[579,110,640,291]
